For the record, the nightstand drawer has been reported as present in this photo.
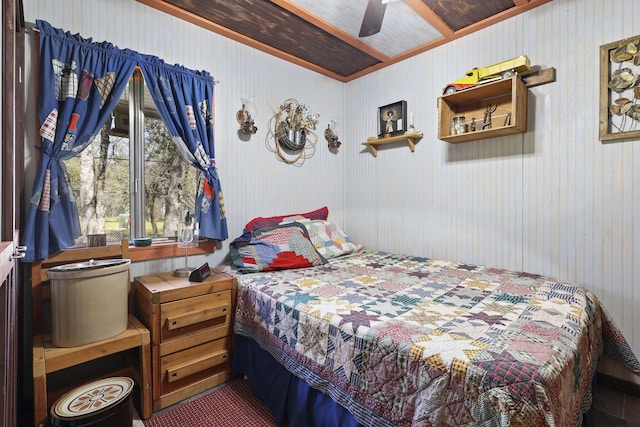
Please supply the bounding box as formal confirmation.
[159,322,232,357]
[160,291,231,341]
[160,336,230,395]
[133,270,236,411]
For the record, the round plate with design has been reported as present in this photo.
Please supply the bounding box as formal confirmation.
[52,376,134,419]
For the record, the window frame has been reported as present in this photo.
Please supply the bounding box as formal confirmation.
[126,68,215,258]
[129,68,146,239]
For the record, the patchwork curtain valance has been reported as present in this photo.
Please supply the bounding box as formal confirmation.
[22,20,227,261]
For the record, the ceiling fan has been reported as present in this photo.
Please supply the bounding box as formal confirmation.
[359,0,402,37]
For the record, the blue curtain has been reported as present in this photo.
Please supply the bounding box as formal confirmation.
[22,20,228,261]
[137,56,228,241]
[22,20,138,261]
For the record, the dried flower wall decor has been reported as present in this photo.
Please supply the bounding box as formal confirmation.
[600,34,640,141]
[266,98,320,166]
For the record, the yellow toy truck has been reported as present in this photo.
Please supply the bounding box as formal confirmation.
[443,55,531,95]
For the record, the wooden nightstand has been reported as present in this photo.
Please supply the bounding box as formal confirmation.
[133,270,236,411]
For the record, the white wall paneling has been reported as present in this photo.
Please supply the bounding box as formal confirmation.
[24,0,640,367]
[342,0,640,364]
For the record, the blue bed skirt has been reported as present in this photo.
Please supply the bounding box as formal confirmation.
[232,334,362,427]
[232,334,596,427]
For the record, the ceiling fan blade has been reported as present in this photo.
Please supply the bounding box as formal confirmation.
[359,0,387,37]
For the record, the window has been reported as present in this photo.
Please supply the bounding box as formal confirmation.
[64,69,198,245]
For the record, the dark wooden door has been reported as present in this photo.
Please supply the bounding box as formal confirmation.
[1,0,25,425]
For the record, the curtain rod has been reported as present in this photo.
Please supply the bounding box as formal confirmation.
[25,21,39,32]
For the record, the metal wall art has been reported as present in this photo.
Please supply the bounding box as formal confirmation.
[600,34,640,141]
[266,98,319,166]
[236,104,257,134]
[324,120,341,153]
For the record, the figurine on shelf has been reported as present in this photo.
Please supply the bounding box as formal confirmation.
[442,55,530,94]
[381,108,399,138]
[385,110,396,134]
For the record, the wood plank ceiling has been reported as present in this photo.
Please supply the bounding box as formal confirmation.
[137,0,552,82]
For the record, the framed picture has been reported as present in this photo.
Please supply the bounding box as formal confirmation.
[599,35,640,141]
[378,100,407,138]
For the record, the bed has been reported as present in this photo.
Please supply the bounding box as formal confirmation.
[222,212,640,427]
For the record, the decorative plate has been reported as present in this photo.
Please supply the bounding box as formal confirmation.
[51,376,134,419]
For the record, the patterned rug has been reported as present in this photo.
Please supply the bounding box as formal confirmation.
[142,379,278,427]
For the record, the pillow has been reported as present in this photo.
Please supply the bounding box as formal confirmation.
[244,206,329,231]
[297,219,364,259]
[229,223,327,272]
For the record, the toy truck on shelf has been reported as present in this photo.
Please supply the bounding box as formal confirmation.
[442,55,530,95]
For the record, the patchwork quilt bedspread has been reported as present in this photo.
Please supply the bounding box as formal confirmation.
[230,251,639,427]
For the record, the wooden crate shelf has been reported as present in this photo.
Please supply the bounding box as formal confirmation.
[438,77,528,143]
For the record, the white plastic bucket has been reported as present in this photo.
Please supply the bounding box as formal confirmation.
[47,259,130,347]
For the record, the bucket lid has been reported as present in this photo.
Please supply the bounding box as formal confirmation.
[51,376,134,420]
[48,259,130,273]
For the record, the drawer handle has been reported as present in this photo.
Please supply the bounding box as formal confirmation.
[165,350,228,383]
[165,305,230,330]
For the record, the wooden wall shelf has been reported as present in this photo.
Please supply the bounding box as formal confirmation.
[362,132,423,157]
[438,77,527,143]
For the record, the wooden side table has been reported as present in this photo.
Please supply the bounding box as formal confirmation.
[133,270,236,411]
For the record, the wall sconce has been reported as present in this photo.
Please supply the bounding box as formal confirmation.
[324,121,341,152]
[237,104,257,134]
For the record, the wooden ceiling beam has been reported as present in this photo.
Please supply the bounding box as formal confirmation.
[135,0,350,81]
[450,0,552,39]
[271,0,391,62]
[404,0,454,37]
